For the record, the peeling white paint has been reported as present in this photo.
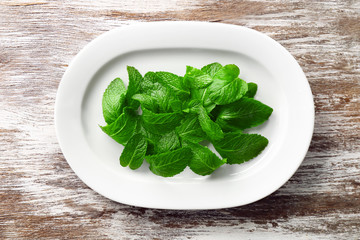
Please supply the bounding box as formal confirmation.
[62,0,201,13]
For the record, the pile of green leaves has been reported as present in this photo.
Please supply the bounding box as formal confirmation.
[100,63,273,177]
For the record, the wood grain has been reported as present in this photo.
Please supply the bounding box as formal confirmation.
[1,0,359,239]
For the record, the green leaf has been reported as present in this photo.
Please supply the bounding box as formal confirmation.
[102,78,127,124]
[184,66,213,88]
[208,64,248,105]
[176,114,207,143]
[214,132,268,164]
[169,100,183,112]
[155,71,190,98]
[132,94,157,112]
[137,118,160,140]
[140,71,157,92]
[100,63,273,177]
[213,64,240,81]
[198,106,224,141]
[145,148,192,177]
[182,99,201,114]
[142,108,183,133]
[140,72,181,113]
[134,117,161,156]
[154,130,181,153]
[184,141,226,176]
[120,134,147,170]
[127,66,142,95]
[139,125,180,156]
[100,108,137,145]
[208,77,248,105]
[216,97,273,130]
[190,87,216,113]
[201,62,222,77]
[245,82,258,98]
[126,66,143,109]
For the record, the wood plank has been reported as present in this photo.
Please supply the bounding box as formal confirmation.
[1,0,359,239]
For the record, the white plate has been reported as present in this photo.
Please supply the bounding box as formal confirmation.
[55,22,314,210]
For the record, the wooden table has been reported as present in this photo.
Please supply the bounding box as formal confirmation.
[1,0,359,239]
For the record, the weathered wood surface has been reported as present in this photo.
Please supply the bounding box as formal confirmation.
[1,0,359,239]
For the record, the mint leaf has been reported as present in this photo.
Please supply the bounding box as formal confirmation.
[141,72,181,113]
[142,108,183,133]
[182,99,201,114]
[120,134,147,170]
[184,141,226,176]
[201,62,222,77]
[134,117,161,156]
[208,64,248,105]
[190,87,216,113]
[169,100,182,112]
[155,71,190,98]
[140,71,156,92]
[126,66,142,109]
[102,78,127,124]
[132,93,157,112]
[214,132,268,164]
[100,63,273,177]
[245,82,258,98]
[154,130,180,153]
[216,97,273,130]
[145,148,192,177]
[208,77,248,105]
[100,108,137,145]
[176,114,207,143]
[213,64,240,81]
[198,105,224,141]
[184,66,213,88]
[136,117,159,140]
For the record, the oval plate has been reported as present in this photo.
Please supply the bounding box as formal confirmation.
[55,22,314,210]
